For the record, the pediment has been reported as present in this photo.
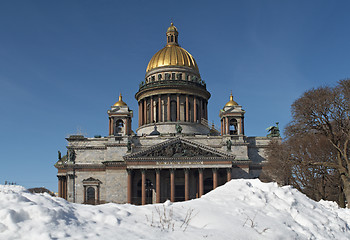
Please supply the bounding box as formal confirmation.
[124,137,234,161]
[82,177,101,183]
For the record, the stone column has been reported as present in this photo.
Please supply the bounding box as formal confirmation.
[83,186,86,203]
[226,117,229,135]
[62,178,65,199]
[202,101,205,120]
[167,95,171,121]
[237,118,241,135]
[220,119,224,136]
[150,97,154,123]
[138,102,141,127]
[139,101,143,126]
[186,95,189,122]
[143,99,147,125]
[227,168,232,182]
[205,101,208,119]
[177,95,180,121]
[242,117,245,135]
[58,177,62,198]
[109,117,111,135]
[96,186,99,204]
[194,97,197,122]
[125,119,128,135]
[213,168,218,189]
[198,169,203,198]
[61,178,64,199]
[141,170,146,205]
[127,170,132,204]
[198,98,202,123]
[158,95,162,122]
[184,169,189,201]
[170,169,175,202]
[156,169,161,203]
[110,118,114,136]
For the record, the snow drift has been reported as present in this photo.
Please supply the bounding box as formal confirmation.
[0,179,349,240]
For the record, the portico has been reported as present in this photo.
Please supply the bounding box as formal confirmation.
[126,167,232,205]
[124,137,235,205]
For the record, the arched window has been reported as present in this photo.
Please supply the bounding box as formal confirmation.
[155,101,159,122]
[147,103,151,124]
[86,187,95,203]
[229,119,238,135]
[188,102,193,122]
[171,35,174,42]
[116,120,123,127]
[115,119,124,135]
[170,100,177,122]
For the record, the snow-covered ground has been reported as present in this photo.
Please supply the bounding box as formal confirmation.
[0,179,349,240]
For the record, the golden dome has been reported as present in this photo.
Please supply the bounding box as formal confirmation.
[113,93,127,106]
[146,23,199,72]
[225,93,238,107]
[146,45,199,72]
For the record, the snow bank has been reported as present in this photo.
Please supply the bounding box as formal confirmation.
[0,180,349,240]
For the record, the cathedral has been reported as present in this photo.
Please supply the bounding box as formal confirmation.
[55,23,273,205]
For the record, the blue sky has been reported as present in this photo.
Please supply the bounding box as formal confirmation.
[1,1,349,192]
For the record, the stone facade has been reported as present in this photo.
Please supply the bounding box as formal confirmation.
[55,23,278,205]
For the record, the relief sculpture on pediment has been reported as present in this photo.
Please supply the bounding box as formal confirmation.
[145,142,217,158]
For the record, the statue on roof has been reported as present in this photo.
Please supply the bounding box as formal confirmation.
[266,122,280,137]
[175,123,182,134]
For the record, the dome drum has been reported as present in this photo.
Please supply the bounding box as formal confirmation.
[138,79,207,95]
[135,84,211,102]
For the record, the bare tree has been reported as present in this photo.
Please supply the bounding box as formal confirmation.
[262,134,344,206]
[284,79,350,207]
[261,139,293,186]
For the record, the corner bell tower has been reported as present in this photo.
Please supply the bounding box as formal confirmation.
[220,93,245,135]
[108,93,133,136]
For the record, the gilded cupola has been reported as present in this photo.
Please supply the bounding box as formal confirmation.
[225,93,238,107]
[113,93,127,107]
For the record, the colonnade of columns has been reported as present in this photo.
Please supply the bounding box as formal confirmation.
[127,168,232,205]
[58,176,67,199]
[138,94,208,127]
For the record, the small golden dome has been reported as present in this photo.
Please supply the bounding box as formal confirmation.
[225,93,238,107]
[167,22,178,32]
[113,93,127,106]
